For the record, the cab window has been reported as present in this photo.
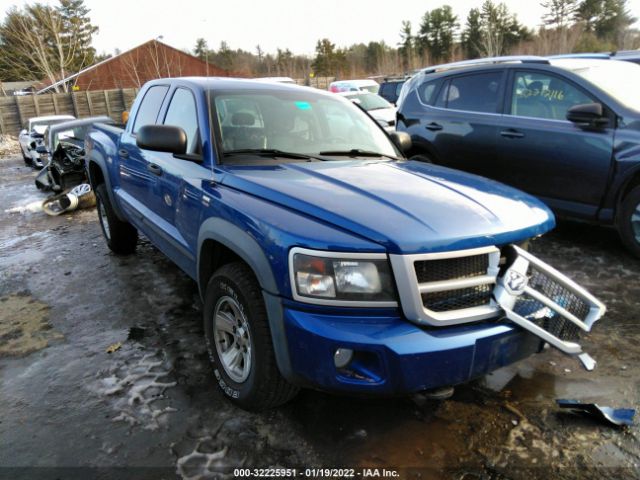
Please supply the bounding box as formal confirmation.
[509,71,594,121]
[163,88,199,153]
[132,86,169,134]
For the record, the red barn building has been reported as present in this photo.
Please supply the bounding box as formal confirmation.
[39,39,233,93]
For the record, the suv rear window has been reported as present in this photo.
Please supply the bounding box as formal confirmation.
[438,72,502,113]
[418,80,439,105]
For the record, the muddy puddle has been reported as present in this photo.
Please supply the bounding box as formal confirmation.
[0,292,62,356]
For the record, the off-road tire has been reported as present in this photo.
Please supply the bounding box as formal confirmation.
[618,185,640,258]
[203,262,299,410]
[95,183,138,255]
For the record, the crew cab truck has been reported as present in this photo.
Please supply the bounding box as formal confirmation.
[85,78,605,410]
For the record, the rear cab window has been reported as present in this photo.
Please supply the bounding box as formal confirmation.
[132,85,169,134]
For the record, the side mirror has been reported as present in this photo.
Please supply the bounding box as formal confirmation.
[389,131,412,153]
[137,125,187,155]
[566,103,608,128]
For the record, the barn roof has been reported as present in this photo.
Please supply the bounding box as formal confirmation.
[37,39,224,94]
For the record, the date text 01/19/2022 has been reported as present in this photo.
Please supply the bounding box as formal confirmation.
[233,468,400,478]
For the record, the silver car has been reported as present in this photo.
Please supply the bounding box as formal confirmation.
[19,115,75,168]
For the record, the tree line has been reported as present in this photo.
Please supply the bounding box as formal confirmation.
[0,0,637,88]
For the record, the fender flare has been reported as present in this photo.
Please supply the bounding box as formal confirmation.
[197,217,279,297]
[86,151,126,221]
[197,218,298,381]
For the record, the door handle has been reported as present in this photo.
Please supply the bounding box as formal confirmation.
[147,163,163,176]
[425,122,443,131]
[118,149,129,159]
[500,129,524,139]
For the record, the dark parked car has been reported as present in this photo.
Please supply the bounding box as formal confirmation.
[397,56,640,257]
[549,51,640,65]
[378,78,406,105]
[613,50,640,65]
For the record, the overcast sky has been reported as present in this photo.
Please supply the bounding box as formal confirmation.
[2,0,640,56]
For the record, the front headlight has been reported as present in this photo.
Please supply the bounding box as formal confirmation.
[290,248,397,305]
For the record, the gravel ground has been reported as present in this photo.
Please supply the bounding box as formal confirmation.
[0,153,639,480]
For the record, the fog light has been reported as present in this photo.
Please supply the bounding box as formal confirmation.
[334,348,353,369]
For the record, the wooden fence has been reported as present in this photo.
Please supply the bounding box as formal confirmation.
[0,79,339,135]
[0,88,139,135]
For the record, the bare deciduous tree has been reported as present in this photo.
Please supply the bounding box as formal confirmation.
[0,4,90,92]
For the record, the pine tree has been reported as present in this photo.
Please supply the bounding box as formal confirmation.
[418,6,458,63]
[541,0,579,29]
[479,1,529,57]
[462,8,483,59]
[56,0,98,72]
[194,38,208,61]
[398,21,415,71]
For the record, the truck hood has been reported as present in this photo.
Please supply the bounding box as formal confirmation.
[221,160,555,254]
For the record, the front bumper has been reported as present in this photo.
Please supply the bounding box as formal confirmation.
[281,303,540,395]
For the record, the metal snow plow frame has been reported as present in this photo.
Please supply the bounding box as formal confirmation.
[494,245,606,367]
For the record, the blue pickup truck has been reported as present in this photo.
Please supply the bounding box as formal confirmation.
[85,78,605,410]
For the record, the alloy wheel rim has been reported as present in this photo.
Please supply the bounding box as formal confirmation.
[213,295,252,383]
[632,203,640,243]
[98,201,111,240]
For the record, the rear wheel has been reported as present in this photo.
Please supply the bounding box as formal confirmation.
[203,262,298,410]
[618,185,640,258]
[95,183,138,254]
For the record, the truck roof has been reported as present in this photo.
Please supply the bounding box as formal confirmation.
[144,76,310,93]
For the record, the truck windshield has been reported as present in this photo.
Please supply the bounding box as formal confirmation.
[346,93,392,111]
[209,88,399,162]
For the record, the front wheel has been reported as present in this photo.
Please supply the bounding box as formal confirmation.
[95,183,138,255]
[203,262,298,410]
[618,186,640,258]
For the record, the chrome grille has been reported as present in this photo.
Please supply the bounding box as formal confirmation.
[413,249,499,314]
[513,297,582,341]
[422,284,493,312]
[494,245,606,354]
[389,246,502,326]
[414,254,489,283]
[528,267,591,320]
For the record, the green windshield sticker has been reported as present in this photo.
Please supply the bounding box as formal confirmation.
[295,101,311,110]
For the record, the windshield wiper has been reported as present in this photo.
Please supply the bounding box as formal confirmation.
[223,148,322,161]
[318,149,401,160]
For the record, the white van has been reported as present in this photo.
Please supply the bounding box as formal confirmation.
[329,79,379,94]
